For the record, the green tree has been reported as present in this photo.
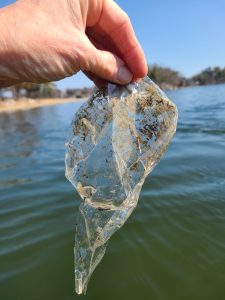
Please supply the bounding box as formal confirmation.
[12,82,57,98]
[148,64,186,88]
[191,66,225,85]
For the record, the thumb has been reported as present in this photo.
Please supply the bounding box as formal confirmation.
[82,42,133,85]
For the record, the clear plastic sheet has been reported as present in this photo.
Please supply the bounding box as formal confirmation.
[65,76,178,294]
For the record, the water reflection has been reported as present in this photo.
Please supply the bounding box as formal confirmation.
[0,102,82,189]
[0,110,40,154]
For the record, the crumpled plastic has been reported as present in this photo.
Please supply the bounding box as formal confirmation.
[65,76,178,294]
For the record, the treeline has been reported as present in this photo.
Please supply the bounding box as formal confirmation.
[189,67,225,86]
[148,65,186,90]
[0,82,60,100]
[0,82,93,100]
[148,65,225,89]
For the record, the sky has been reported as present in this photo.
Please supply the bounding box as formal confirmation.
[1,0,224,89]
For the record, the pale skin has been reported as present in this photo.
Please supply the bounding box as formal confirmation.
[0,0,148,88]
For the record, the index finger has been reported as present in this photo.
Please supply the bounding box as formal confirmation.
[97,0,148,79]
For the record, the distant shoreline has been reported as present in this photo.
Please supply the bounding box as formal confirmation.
[0,98,85,113]
[1,82,225,114]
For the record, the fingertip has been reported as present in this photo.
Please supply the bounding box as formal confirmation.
[135,62,148,79]
[116,66,133,84]
[134,54,148,79]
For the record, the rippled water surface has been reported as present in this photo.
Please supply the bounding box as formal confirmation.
[1,84,225,300]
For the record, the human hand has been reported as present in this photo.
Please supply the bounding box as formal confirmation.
[0,0,147,87]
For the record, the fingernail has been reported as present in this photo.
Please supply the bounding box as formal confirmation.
[117,66,132,84]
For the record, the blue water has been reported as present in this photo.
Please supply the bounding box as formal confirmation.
[0,84,225,300]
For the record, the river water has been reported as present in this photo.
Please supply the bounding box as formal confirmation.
[0,84,225,300]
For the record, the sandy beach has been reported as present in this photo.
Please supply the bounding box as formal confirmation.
[0,98,85,113]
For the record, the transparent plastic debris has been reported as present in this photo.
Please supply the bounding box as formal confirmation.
[65,76,178,294]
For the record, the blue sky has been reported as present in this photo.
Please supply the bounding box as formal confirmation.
[1,0,224,89]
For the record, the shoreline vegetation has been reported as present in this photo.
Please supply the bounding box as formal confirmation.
[0,65,224,113]
[148,65,225,90]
